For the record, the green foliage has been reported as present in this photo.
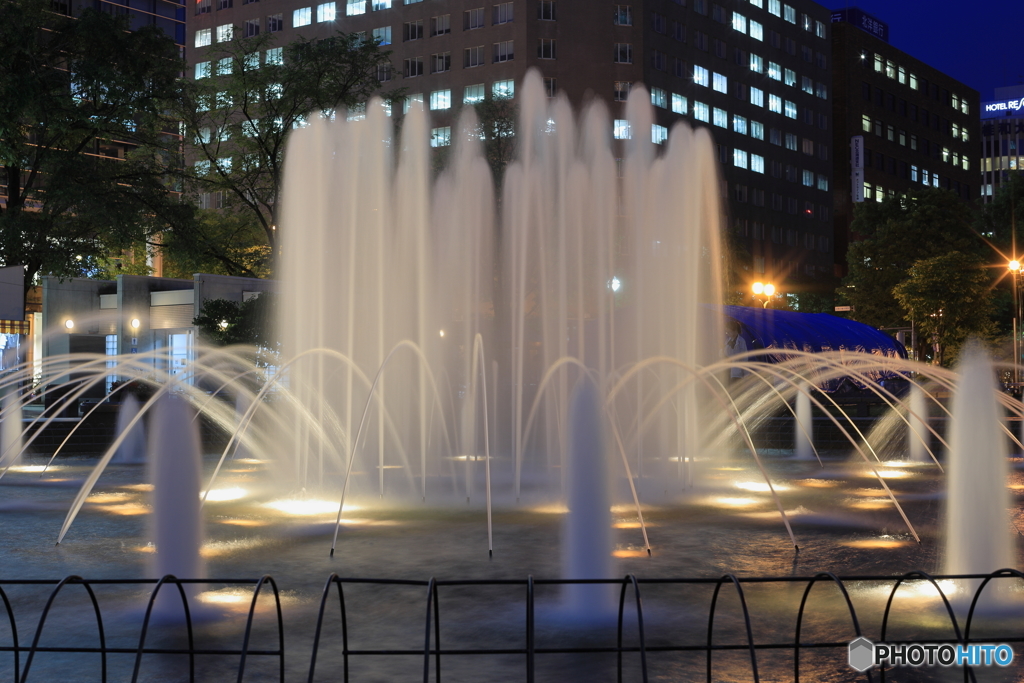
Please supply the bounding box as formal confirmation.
[169,31,398,275]
[843,188,981,329]
[975,172,1024,335]
[193,293,278,364]
[892,251,995,366]
[0,0,188,294]
[472,94,517,188]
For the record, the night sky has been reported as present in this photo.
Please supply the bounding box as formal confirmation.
[831,1,1022,101]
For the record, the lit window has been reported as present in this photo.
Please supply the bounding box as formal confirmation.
[713,107,727,128]
[768,94,781,113]
[749,87,763,107]
[613,4,632,25]
[652,124,668,144]
[783,4,795,23]
[732,12,746,33]
[431,126,451,148]
[815,20,825,38]
[784,100,796,118]
[750,54,763,73]
[749,20,762,41]
[216,57,232,75]
[802,169,813,186]
[785,133,796,150]
[216,91,233,107]
[693,65,709,86]
[801,76,813,95]
[962,156,969,170]
[651,87,667,108]
[614,81,631,101]
[693,101,709,122]
[217,157,232,173]
[216,24,233,42]
[293,7,312,26]
[403,93,423,114]
[317,2,336,21]
[897,66,906,84]
[734,148,748,168]
[817,174,828,191]
[373,0,391,8]
[751,154,764,173]
[732,115,747,134]
[768,62,781,80]
[613,119,631,140]
[493,79,514,98]
[195,28,212,47]
[784,68,795,87]
[347,0,365,15]
[713,72,727,93]
[750,121,764,140]
[768,0,780,16]
[194,160,210,175]
[464,83,485,103]
[195,61,211,79]
[372,26,391,44]
[909,73,918,90]
[429,89,452,110]
[671,93,687,114]
[816,82,827,99]
[266,47,283,65]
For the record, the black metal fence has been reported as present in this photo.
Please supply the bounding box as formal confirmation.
[1,570,1022,682]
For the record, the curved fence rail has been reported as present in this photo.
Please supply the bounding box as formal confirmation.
[0,572,1021,681]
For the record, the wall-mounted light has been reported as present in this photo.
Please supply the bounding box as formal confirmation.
[219,320,229,330]
[64,319,74,330]
[130,318,140,329]
[439,329,445,338]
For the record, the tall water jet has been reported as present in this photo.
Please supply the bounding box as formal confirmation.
[148,395,206,619]
[944,345,1015,605]
[794,382,814,460]
[562,378,616,620]
[0,388,23,467]
[112,393,146,464]
[908,382,930,464]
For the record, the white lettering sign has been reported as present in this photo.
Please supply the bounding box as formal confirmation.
[851,136,865,203]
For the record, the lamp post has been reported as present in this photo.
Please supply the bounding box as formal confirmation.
[752,281,776,308]
[1011,260,1022,386]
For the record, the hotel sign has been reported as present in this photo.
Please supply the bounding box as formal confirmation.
[851,136,865,203]
[983,98,1024,119]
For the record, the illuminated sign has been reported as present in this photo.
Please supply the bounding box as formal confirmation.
[983,98,1024,119]
[831,8,888,43]
[851,136,865,203]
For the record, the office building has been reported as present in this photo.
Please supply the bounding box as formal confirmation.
[830,7,979,275]
[980,85,1024,202]
[188,0,835,287]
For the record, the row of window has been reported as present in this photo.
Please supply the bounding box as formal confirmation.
[860,116,970,170]
[347,0,512,20]
[690,0,827,40]
[728,186,831,221]
[737,220,831,252]
[862,147,969,185]
[194,47,283,78]
[864,52,969,115]
[861,83,968,142]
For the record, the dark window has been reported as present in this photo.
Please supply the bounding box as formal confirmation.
[769,30,781,49]
[898,99,907,116]
[404,20,424,41]
[652,12,666,33]
[267,13,282,31]
[784,37,796,55]
[695,31,708,51]
[651,50,666,71]
[885,93,895,111]
[671,21,685,41]
[874,87,883,107]
[713,38,726,59]
[672,57,686,77]
[862,82,871,102]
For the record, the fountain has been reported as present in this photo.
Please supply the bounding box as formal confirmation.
[0,69,1021,680]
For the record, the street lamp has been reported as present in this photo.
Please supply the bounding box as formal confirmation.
[1011,260,1022,385]
[752,281,776,308]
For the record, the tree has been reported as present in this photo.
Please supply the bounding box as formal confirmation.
[842,188,982,330]
[168,31,397,275]
[975,172,1024,335]
[893,251,995,366]
[0,0,187,297]
[193,293,278,365]
[473,93,517,188]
